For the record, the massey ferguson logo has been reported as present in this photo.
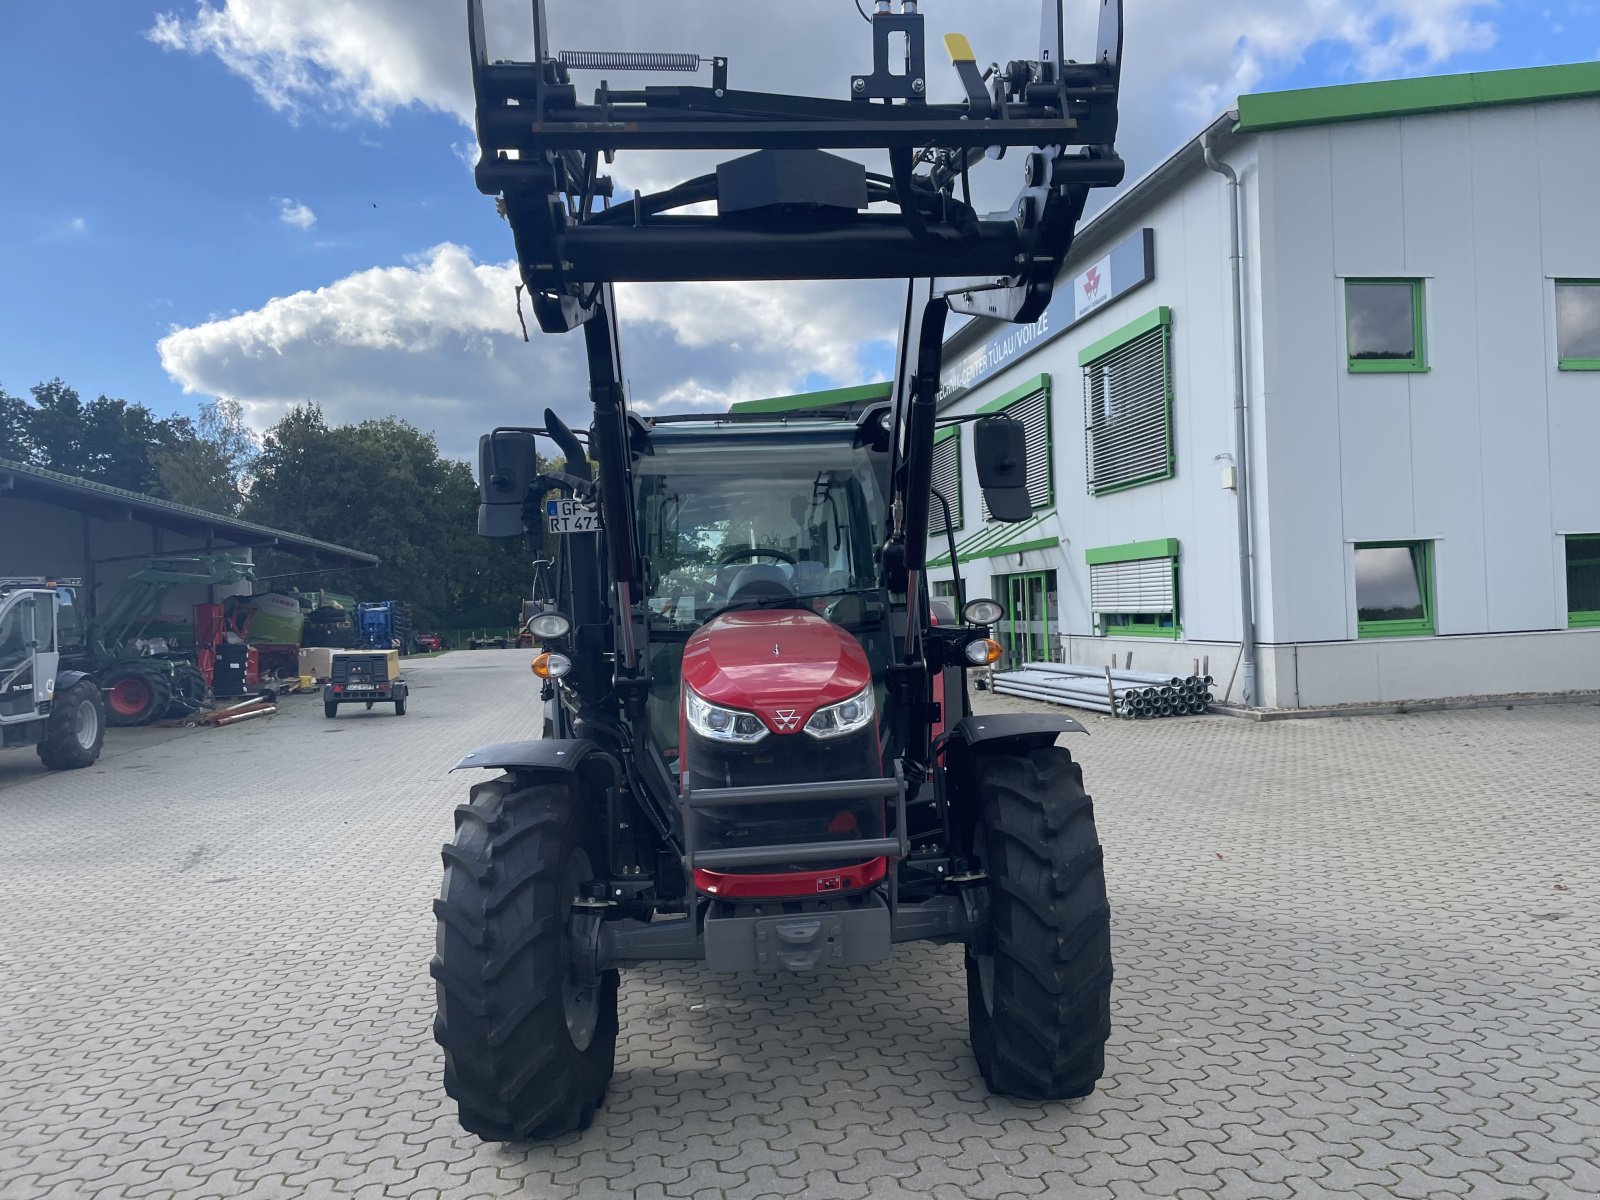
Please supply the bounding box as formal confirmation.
[773,709,800,731]
[1082,265,1102,299]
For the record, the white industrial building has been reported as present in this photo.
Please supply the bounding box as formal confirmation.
[923,61,1600,709]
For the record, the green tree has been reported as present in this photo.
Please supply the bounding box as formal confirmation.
[153,399,259,514]
[17,378,194,494]
[245,404,534,629]
[0,384,29,461]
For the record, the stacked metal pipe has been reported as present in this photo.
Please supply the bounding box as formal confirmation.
[993,662,1214,719]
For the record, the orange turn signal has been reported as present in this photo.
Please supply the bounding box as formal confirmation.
[531,651,573,679]
[965,638,1003,666]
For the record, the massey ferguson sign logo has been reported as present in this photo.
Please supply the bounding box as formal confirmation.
[773,709,800,732]
[1073,252,1114,320]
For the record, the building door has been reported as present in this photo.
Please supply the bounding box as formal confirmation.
[996,570,1057,666]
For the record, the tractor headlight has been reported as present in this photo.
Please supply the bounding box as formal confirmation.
[962,597,1005,626]
[685,688,769,744]
[527,610,571,640]
[804,684,875,740]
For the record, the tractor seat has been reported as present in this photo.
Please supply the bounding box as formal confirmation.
[725,563,796,607]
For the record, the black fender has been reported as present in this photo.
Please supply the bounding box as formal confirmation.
[941,714,1086,856]
[451,738,603,774]
[947,713,1086,752]
[56,669,95,692]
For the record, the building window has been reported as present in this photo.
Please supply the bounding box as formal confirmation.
[977,375,1052,518]
[1086,539,1179,639]
[1346,279,1427,373]
[1567,536,1600,628]
[930,429,962,534]
[1080,307,1175,495]
[1354,541,1435,638]
[1555,281,1600,370]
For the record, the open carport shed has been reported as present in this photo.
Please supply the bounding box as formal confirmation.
[0,457,377,615]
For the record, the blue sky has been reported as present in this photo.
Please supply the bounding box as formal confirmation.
[1,1,1595,458]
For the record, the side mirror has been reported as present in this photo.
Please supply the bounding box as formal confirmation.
[974,415,1032,523]
[477,431,540,538]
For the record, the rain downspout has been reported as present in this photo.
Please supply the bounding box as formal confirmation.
[1204,125,1257,707]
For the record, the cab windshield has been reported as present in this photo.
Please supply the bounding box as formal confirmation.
[638,430,888,630]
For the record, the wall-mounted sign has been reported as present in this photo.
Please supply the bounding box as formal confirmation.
[939,228,1155,404]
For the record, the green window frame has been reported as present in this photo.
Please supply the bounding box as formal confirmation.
[1080,307,1176,496]
[1354,541,1435,638]
[977,374,1053,516]
[930,426,963,535]
[1555,280,1600,371]
[1086,538,1181,639]
[1566,535,1600,628]
[1346,279,1428,374]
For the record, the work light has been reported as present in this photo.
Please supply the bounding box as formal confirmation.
[961,598,1005,625]
[527,610,572,639]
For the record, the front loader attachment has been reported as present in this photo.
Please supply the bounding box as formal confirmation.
[467,0,1125,330]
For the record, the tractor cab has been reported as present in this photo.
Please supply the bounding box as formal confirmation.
[637,413,891,757]
[637,410,899,896]
[0,580,104,769]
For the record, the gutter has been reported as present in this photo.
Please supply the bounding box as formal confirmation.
[1202,121,1258,708]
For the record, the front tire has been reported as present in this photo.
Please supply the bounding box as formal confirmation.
[432,774,619,1141]
[38,680,105,769]
[966,745,1112,1101]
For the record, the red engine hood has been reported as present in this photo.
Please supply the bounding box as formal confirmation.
[682,610,872,735]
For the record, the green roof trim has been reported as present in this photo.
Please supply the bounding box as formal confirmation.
[933,425,960,446]
[1078,307,1172,367]
[1085,538,1179,566]
[730,380,893,414]
[976,373,1051,415]
[1235,62,1600,134]
[931,512,1057,569]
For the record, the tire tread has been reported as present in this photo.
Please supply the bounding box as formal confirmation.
[967,745,1113,1101]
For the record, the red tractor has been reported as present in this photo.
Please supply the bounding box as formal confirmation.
[435,0,1127,1139]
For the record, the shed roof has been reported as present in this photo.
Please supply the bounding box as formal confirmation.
[0,457,379,567]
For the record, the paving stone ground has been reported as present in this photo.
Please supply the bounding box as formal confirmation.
[2,650,1597,1199]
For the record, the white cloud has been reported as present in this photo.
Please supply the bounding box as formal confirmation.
[148,1,465,123]
[276,198,317,230]
[148,1,1500,160]
[150,1,1503,456]
[156,244,898,459]
[68,216,88,234]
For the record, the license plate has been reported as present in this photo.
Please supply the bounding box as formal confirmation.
[547,498,602,535]
[345,684,375,691]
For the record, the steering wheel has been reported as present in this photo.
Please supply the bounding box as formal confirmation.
[717,547,797,568]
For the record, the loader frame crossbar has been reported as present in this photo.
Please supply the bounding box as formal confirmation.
[467,0,1124,327]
